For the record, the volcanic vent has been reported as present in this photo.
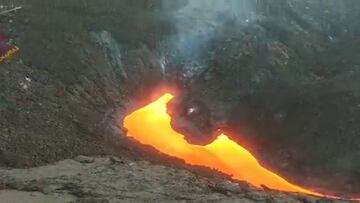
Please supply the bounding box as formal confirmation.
[123,93,321,196]
[1,0,360,202]
[123,92,360,201]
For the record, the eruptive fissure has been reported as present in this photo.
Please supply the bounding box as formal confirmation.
[123,93,354,200]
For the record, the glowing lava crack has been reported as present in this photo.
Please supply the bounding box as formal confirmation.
[124,93,326,197]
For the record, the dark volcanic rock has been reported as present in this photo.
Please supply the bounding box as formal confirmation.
[0,0,184,167]
[1,0,360,200]
[169,0,360,198]
[0,156,352,203]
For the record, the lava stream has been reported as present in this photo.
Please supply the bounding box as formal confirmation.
[123,93,331,198]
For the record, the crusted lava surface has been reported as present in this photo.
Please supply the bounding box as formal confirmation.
[1,0,360,201]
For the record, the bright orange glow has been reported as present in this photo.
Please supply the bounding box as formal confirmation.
[123,93,335,198]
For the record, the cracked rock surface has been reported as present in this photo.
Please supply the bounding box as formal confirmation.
[0,156,353,203]
[1,0,359,201]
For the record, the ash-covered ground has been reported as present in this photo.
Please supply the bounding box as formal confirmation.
[0,0,359,202]
[0,155,354,203]
[168,0,360,198]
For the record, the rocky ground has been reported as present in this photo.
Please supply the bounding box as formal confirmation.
[169,0,360,198]
[0,0,176,168]
[0,155,354,203]
[0,0,359,202]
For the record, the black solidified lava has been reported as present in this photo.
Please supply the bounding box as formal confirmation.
[169,1,360,198]
[1,0,360,200]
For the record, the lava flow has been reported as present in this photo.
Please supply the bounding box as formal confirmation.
[123,93,328,198]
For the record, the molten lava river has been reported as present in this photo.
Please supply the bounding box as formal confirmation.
[123,93,348,199]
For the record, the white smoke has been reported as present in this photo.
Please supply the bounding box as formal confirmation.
[163,0,256,78]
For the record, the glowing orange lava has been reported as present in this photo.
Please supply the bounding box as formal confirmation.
[123,93,331,198]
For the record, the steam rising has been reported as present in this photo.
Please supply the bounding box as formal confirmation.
[160,0,359,79]
[164,0,255,78]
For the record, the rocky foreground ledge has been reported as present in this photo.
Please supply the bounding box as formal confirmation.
[0,156,353,203]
